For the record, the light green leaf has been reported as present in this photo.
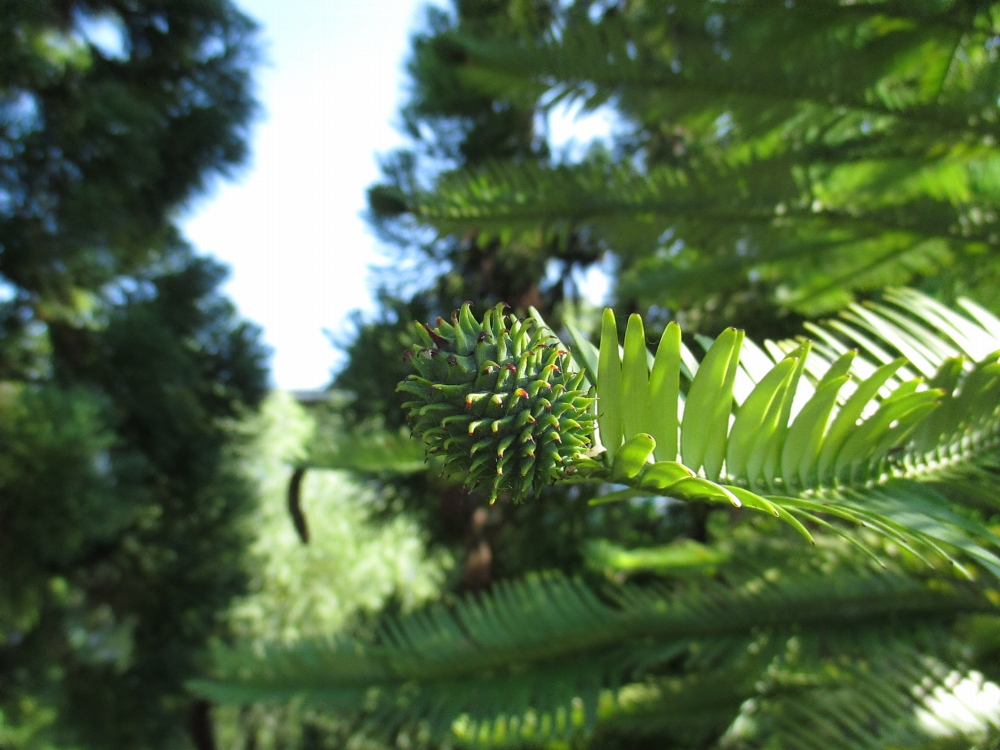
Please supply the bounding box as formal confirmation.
[843,306,941,377]
[565,318,601,388]
[816,350,857,389]
[621,314,651,441]
[825,319,917,380]
[611,433,656,482]
[638,460,695,490]
[926,356,965,393]
[884,289,986,359]
[834,389,942,475]
[726,357,798,482]
[598,309,623,459]
[664,476,742,507]
[958,297,1000,338]
[868,401,941,458]
[763,343,810,485]
[816,358,906,483]
[780,375,849,489]
[648,322,681,462]
[682,328,743,479]
[723,486,815,544]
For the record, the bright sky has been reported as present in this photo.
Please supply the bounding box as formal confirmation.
[182,1,613,391]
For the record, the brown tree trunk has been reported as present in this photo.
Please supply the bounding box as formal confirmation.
[188,699,216,750]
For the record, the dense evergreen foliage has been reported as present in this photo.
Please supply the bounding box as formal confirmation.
[375,0,1000,324]
[0,2,267,748]
[208,392,448,750]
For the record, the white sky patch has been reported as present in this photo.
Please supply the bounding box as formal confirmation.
[181,0,438,390]
[916,670,1000,738]
[546,98,620,161]
[75,11,128,59]
[180,1,612,391]
[575,257,613,307]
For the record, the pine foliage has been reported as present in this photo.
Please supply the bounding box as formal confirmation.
[193,559,996,747]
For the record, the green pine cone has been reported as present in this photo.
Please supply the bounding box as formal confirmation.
[398,303,595,503]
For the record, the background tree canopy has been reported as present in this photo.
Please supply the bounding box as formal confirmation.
[0,2,268,748]
[370,0,1000,326]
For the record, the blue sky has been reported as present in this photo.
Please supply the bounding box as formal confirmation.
[181,1,612,391]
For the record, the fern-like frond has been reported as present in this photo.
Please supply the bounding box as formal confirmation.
[397,155,991,313]
[409,156,982,251]
[524,289,998,569]
[192,564,994,746]
[200,287,1000,748]
[596,625,1000,750]
[385,1,1000,311]
[724,627,1000,750]
[457,2,998,143]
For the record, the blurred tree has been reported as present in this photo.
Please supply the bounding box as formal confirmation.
[211,391,449,750]
[364,0,604,322]
[0,2,267,748]
[0,0,255,305]
[382,0,1000,321]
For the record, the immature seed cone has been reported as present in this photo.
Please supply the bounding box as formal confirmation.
[397,303,595,503]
